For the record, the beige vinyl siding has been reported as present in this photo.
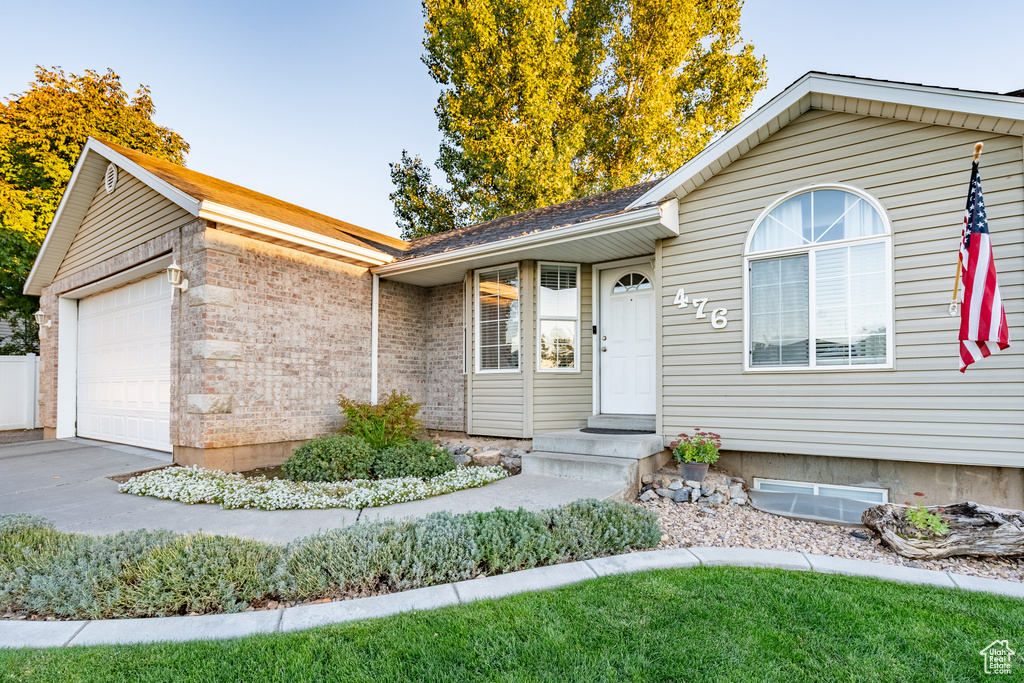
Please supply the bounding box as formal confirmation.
[533,264,593,433]
[662,109,1024,468]
[54,170,193,281]
[468,263,525,438]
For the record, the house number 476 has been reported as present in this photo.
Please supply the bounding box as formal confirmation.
[673,288,729,329]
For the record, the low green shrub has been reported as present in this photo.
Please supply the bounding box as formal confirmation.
[339,390,422,450]
[545,499,662,561]
[463,507,559,572]
[121,533,285,616]
[283,435,376,482]
[372,440,457,480]
[0,500,660,619]
[0,528,176,619]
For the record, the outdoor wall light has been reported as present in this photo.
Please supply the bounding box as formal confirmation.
[166,262,189,292]
[33,310,51,328]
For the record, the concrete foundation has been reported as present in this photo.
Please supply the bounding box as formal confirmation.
[173,439,308,472]
[717,451,1024,509]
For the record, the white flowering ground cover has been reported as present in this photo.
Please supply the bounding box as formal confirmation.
[118,465,509,510]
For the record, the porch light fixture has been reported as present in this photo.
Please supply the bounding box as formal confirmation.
[166,261,189,292]
[33,310,51,328]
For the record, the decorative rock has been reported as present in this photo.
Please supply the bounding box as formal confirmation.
[672,489,691,503]
[510,449,527,458]
[706,493,726,506]
[500,456,522,474]
[452,454,471,466]
[472,450,502,467]
[639,490,659,502]
[700,483,713,497]
[655,489,674,498]
[668,481,683,491]
[728,483,745,499]
[728,498,745,506]
[690,488,701,503]
[732,477,747,486]
[499,448,512,457]
[641,473,655,485]
[684,480,702,489]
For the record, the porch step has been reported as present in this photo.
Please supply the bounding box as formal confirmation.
[532,429,664,460]
[522,451,639,487]
[586,414,656,432]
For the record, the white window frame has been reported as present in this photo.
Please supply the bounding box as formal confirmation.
[742,183,895,373]
[474,263,521,374]
[536,262,581,373]
[753,477,889,504]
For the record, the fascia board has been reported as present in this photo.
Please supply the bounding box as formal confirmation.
[198,201,395,266]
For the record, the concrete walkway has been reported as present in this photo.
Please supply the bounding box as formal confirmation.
[0,438,622,544]
[2,547,1021,649]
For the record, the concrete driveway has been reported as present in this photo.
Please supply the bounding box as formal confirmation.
[0,438,619,544]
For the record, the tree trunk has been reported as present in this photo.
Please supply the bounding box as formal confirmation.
[862,502,1024,560]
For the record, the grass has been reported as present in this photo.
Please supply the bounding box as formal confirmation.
[2,566,1021,682]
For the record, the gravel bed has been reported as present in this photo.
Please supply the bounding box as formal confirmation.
[640,497,1023,583]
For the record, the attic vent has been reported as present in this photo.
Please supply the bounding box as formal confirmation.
[104,163,118,194]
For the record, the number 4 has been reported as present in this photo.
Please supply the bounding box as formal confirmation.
[673,288,689,308]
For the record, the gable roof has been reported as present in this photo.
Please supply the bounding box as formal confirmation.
[402,180,661,259]
[25,138,403,294]
[98,140,407,256]
[627,71,1024,209]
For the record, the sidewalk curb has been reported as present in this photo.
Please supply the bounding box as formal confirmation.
[2,547,1021,649]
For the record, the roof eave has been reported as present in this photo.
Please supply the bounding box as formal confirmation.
[198,202,395,267]
[374,200,676,280]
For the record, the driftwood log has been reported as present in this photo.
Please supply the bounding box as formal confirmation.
[862,502,1024,560]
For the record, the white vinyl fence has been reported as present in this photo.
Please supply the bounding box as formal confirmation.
[0,354,41,430]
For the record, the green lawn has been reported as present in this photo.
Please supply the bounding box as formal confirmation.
[2,567,1021,682]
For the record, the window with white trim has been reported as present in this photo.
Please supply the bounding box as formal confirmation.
[476,265,520,372]
[537,263,580,371]
[746,187,892,369]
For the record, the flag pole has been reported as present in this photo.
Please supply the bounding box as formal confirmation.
[949,142,984,316]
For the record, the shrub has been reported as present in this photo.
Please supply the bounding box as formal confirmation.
[545,499,662,561]
[284,435,377,482]
[0,501,660,619]
[464,507,558,572]
[339,390,422,450]
[0,528,176,619]
[120,533,284,616]
[373,440,457,480]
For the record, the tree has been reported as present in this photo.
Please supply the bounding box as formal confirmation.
[0,67,188,353]
[392,0,766,238]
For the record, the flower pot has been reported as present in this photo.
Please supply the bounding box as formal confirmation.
[680,461,709,482]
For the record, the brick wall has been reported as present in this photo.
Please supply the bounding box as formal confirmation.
[36,219,467,458]
[187,225,373,449]
[424,282,465,431]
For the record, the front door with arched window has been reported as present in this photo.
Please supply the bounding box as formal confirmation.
[600,266,656,414]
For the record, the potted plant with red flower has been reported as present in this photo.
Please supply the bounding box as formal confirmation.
[669,429,722,482]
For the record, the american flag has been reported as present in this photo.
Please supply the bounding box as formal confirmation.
[958,161,1010,372]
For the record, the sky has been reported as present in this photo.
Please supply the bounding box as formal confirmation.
[1,0,1022,240]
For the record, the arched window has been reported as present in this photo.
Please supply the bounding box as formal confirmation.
[612,273,652,293]
[745,186,893,369]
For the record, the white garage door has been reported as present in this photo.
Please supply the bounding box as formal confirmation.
[77,273,172,452]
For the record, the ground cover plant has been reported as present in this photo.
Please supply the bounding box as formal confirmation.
[2,567,1020,682]
[0,500,659,619]
[119,463,504,510]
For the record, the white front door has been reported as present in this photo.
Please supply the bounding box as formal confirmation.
[600,265,656,415]
[77,273,172,452]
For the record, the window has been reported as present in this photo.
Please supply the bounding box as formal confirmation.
[612,273,651,293]
[746,187,892,370]
[753,478,888,504]
[476,265,520,372]
[537,263,580,371]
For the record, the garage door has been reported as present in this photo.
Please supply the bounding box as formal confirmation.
[77,273,172,452]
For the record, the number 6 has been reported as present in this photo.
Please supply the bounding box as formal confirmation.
[711,308,728,329]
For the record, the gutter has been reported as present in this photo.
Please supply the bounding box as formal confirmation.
[371,273,379,404]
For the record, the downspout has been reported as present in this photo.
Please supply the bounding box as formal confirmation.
[370,272,379,404]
